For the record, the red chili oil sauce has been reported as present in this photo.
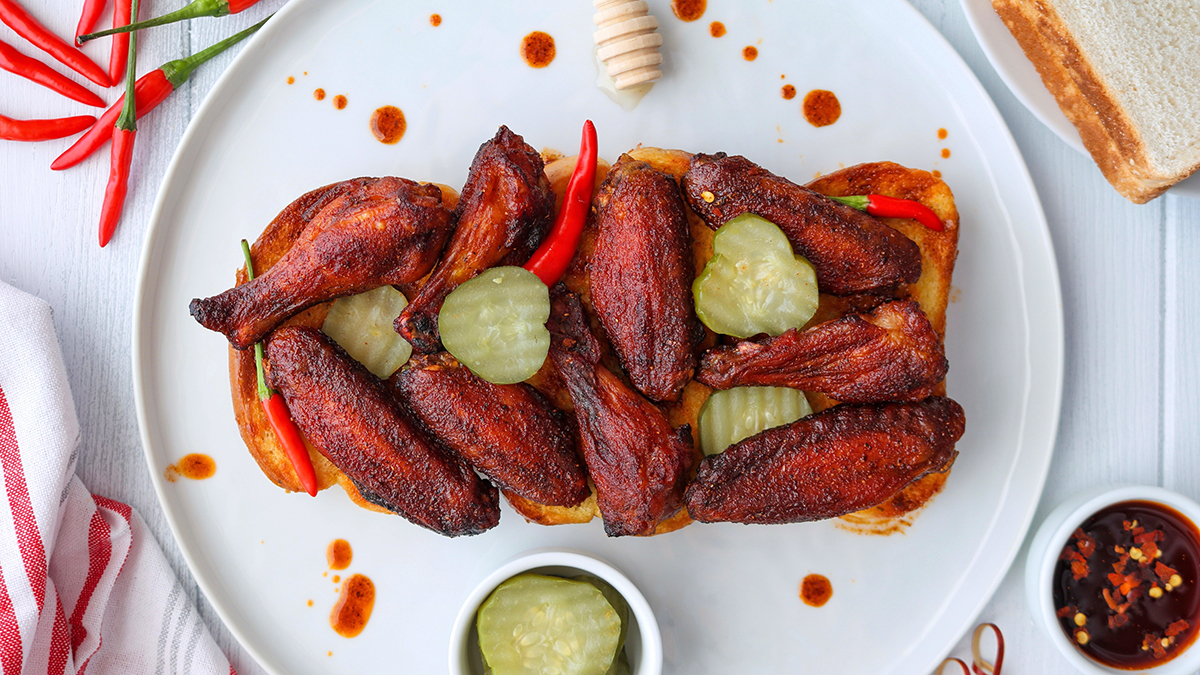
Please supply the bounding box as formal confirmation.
[521,31,555,68]
[671,0,705,22]
[330,574,375,637]
[800,574,832,607]
[369,106,406,144]
[803,90,841,127]
[333,95,347,110]
[742,45,757,61]
[429,13,441,27]
[313,88,326,101]
[781,84,796,100]
[709,21,725,37]
[1053,500,1200,668]
[327,539,353,570]
[164,454,215,481]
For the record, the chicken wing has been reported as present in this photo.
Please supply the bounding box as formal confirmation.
[265,326,500,537]
[589,155,703,402]
[390,352,589,507]
[548,287,695,537]
[191,177,453,349]
[685,397,964,524]
[395,126,556,353]
[680,153,922,295]
[695,300,947,403]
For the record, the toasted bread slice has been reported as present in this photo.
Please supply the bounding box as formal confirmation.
[992,0,1200,202]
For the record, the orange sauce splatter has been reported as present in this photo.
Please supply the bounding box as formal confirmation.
[800,574,832,607]
[307,599,313,607]
[330,574,375,638]
[164,454,215,482]
[520,31,555,68]
[937,128,948,140]
[932,169,942,178]
[941,148,951,159]
[313,88,326,101]
[332,575,341,583]
[671,0,705,21]
[369,106,406,144]
[327,539,353,570]
[286,76,294,85]
[333,95,347,110]
[708,21,725,37]
[803,89,841,127]
[429,13,441,27]
[742,45,758,61]
[781,84,796,100]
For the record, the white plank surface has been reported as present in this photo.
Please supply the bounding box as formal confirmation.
[0,1,1196,673]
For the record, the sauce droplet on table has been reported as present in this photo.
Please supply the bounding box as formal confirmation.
[330,574,375,637]
[313,88,326,101]
[164,454,215,481]
[521,31,555,68]
[327,539,353,570]
[369,106,406,144]
[708,21,725,37]
[941,148,951,159]
[938,128,948,140]
[429,13,441,27]
[803,89,840,127]
[800,574,832,607]
[781,84,795,100]
[333,94,347,110]
[671,0,705,21]
[742,45,757,61]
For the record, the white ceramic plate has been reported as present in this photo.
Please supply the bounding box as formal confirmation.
[132,1,1064,673]
[959,0,1200,198]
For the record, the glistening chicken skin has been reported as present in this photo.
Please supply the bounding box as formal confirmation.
[190,177,454,349]
[695,300,948,403]
[265,326,500,537]
[685,397,964,524]
[548,287,695,537]
[390,352,590,508]
[589,155,703,403]
[395,126,556,353]
[680,153,922,296]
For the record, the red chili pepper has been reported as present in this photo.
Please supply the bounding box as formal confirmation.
[0,38,105,107]
[75,0,107,40]
[107,0,136,87]
[828,193,945,232]
[53,17,267,171]
[79,0,261,42]
[241,239,319,497]
[523,120,598,286]
[0,112,95,141]
[97,0,138,248]
[0,0,110,86]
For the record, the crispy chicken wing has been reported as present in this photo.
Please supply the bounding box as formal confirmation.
[589,155,703,403]
[680,153,922,295]
[191,177,453,349]
[695,300,947,403]
[548,287,695,536]
[265,326,499,537]
[685,397,964,524]
[395,126,556,353]
[390,352,589,507]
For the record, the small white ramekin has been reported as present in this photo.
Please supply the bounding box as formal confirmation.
[1025,485,1200,675]
[447,549,663,675]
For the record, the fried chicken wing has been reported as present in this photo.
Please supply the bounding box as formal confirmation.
[265,326,499,537]
[390,352,589,507]
[548,287,695,536]
[680,153,922,295]
[395,126,556,353]
[191,177,453,349]
[685,397,964,524]
[695,300,947,403]
[589,155,703,403]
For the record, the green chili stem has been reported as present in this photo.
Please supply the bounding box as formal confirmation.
[114,0,139,131]
[240,238,271,401]
[78,0,228,42]
[160,16,268,88]
[826,194,870,211]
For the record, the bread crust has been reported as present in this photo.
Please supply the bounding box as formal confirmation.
[991,0,1199,203]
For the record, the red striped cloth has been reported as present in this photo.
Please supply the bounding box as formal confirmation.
[0,282,236,675]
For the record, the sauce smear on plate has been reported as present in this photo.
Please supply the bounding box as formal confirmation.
[671,0,705,21]
[801,574,832,607]
[327,539,352,570]
[803,89,840,127]
[521,31,555,68]
[164,454,215,481]
[330,574,375,637]
[370,106,406,144]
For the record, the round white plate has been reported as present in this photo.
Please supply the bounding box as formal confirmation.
[132,1,1064,673]
[959,0,1200,198]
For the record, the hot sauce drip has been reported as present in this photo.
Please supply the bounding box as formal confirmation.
[803,89,841,127]
[327,539,352,570]
[1053,501,1200,668]
[938,128,948,140]
[164,454,215,481]
[742,46,757,61]
[369,106,406,144]
[330,574,375,638]
[333,95,347,110]
[708,21,725,37]
[941,148,951,159]
[800,574,832,607]
[781,84,796,100]
[670,0,705,21]
[429,13,441,27]
[520,31,555,68]
[313,88,326,101]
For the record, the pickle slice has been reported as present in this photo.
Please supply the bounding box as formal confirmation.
[320,285,412,378]
[438,266,550,385]
[477,574,622,675]
[693,213,819,338]
[698,386,813,455]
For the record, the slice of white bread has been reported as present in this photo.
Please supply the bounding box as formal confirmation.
[992,0,1200,203]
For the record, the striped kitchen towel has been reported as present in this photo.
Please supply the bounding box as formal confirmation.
[0,280,235,675]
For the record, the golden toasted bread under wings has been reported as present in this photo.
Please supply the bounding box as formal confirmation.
[589,154,703,403]
[680,153,922,296]
[265,326,500,537]
[685,397,964,525]
[395,126,556,353]
[191,177,454,350]
[695,300,947,403]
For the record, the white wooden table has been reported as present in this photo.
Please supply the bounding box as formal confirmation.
[1,1,1197,673]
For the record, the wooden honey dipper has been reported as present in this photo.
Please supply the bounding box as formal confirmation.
[593,0,663,90]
